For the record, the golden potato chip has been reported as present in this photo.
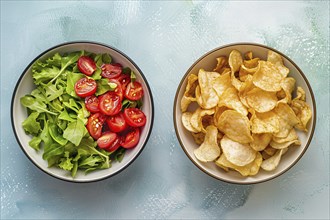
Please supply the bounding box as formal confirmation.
[238,75,255,108]
[191,132,205,145]
[250,109,280,134]
[246,87,278,113]
[272,128,298,143]
[182,112,199,133]
[263,146,277,156]
[217,110,253,143]
[181,74,198,112]
[229,50,244,90]
[273,103,300,137]
[194,125,221,162]
[270,139,301,149]
[218,87,248,116]
[261,148,285,171]
[190,107,215,133]
[278,77,296,104]
[244,51,253,60]
[294,86,306,101]
[243,58,260,69]
[291,99,312,131]
[252,61,283,92]
[213,106,230,126]
[220,135,256,166]
[250,133,273,151]
[197,69,220,109]
[213,56,229,74]
[212,72,232,98]
[239,68,249,82]
[248,152,263,175]
[267,50,289,78]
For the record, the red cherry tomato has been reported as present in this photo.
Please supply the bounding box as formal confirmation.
[97,131,118,149]
[99,92,122,116]
[78,56,97,76]
[74,77,97,98]
[121,128,140,149]
[101,64,122,79]
[87,113,107,140]
[124,81,144,101]
[108,78,123,101]
[112,63,123,68]
[123,108,146,127]
[117,74,131,90]
[106,136,121,152]
[106,112,127,133]
[85,95,100,113]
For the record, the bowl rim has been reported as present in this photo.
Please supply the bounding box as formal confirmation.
[173,42,317,185]
[11,41,155,183]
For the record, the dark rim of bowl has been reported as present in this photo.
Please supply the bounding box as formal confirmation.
[173,42,316,185]
[11,41,154,183]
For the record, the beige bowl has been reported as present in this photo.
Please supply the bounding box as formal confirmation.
[173,43,316,184]
[11,41,154,182]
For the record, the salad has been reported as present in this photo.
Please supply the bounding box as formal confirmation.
[20,50,146,177]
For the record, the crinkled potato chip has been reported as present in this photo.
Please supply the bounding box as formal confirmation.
[180,49,313,177]
[220,135,256,166]
[261,148,285,171]
[197,69,220,109]
[246,87,278,113]
[253,61,283,92]
[250,133,273,151]
[194,125,221,162]
[182,112,199,133]
[250,109,280,134]
[218,87,248,116]
[181,74,198,112]
[217,110,253,143]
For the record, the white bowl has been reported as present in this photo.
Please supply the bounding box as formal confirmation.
[173,43,316,184]
[11,41,154,183]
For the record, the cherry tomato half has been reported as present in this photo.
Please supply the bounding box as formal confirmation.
[87,113,107,140]
[117,74,131,91]
[108,78,123,101]
[97,131,118,149]
[85,95,100,113]
[101,64,122,79]
[99,92,122,116]
[121,128,140,148]
[78,56,97,76]
[123,108,146,127]
[74,77,97,98]
[106,136,121,152]
[106,112,127,133]
[124,81,144,101]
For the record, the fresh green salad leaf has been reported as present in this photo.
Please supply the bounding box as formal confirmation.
[63,119,87,146]
[22,112,41,135]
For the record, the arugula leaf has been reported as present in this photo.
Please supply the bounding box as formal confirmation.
[58,151,74,171]
[43,143,64,161]
[66,72,85,98]
[49,53,79,84]
[48,122,68,146]
[63,119,87,146]
[45,84,64,101]
[32,66,59,85]
[102,53,112,64]
[29,136,42,151]
[22,112,41,135]
[115,148,126,162]
[21,96,57,115]
[95,78,116,96]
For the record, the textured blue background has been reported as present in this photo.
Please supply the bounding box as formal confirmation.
[1,1,329,219]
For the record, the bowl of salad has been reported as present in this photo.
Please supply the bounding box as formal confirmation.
[11,41,154,182]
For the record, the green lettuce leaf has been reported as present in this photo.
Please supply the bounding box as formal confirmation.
[22,112,41,135]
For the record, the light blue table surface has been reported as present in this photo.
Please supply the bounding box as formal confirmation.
[1,1,329,219]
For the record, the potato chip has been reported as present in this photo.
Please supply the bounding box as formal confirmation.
[220,135,256,166]
[261,148,285,171]
[181,74,198,112]
[216,110,253,143]
[212,72,233,98]
[191,132,205,145]
[267,50,289,78]
[194,125,221,162]
[215,152,262,176]
[294,86,306,101]
[278,77,296,104]
[263,146,277,156]
[273,103,300,137]
[229,50,244,90]
[213,106,230,126]
[238,75,255,108]
[253,61,283,92]
[250,133,273,151]
[272,128,298,143]
[246,87,278,113]
[218,87,248,116]
[250,109,280,134]
[190,107,215,133]
[182,112,199,133]
[243,58,260,69]
[244,51,253,60]
[291,99,312,132]
[213,56,229,74]
[197,69,220,109]
[270,139,301,149]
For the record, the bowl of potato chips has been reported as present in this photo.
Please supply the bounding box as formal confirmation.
[174,43,316,184]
